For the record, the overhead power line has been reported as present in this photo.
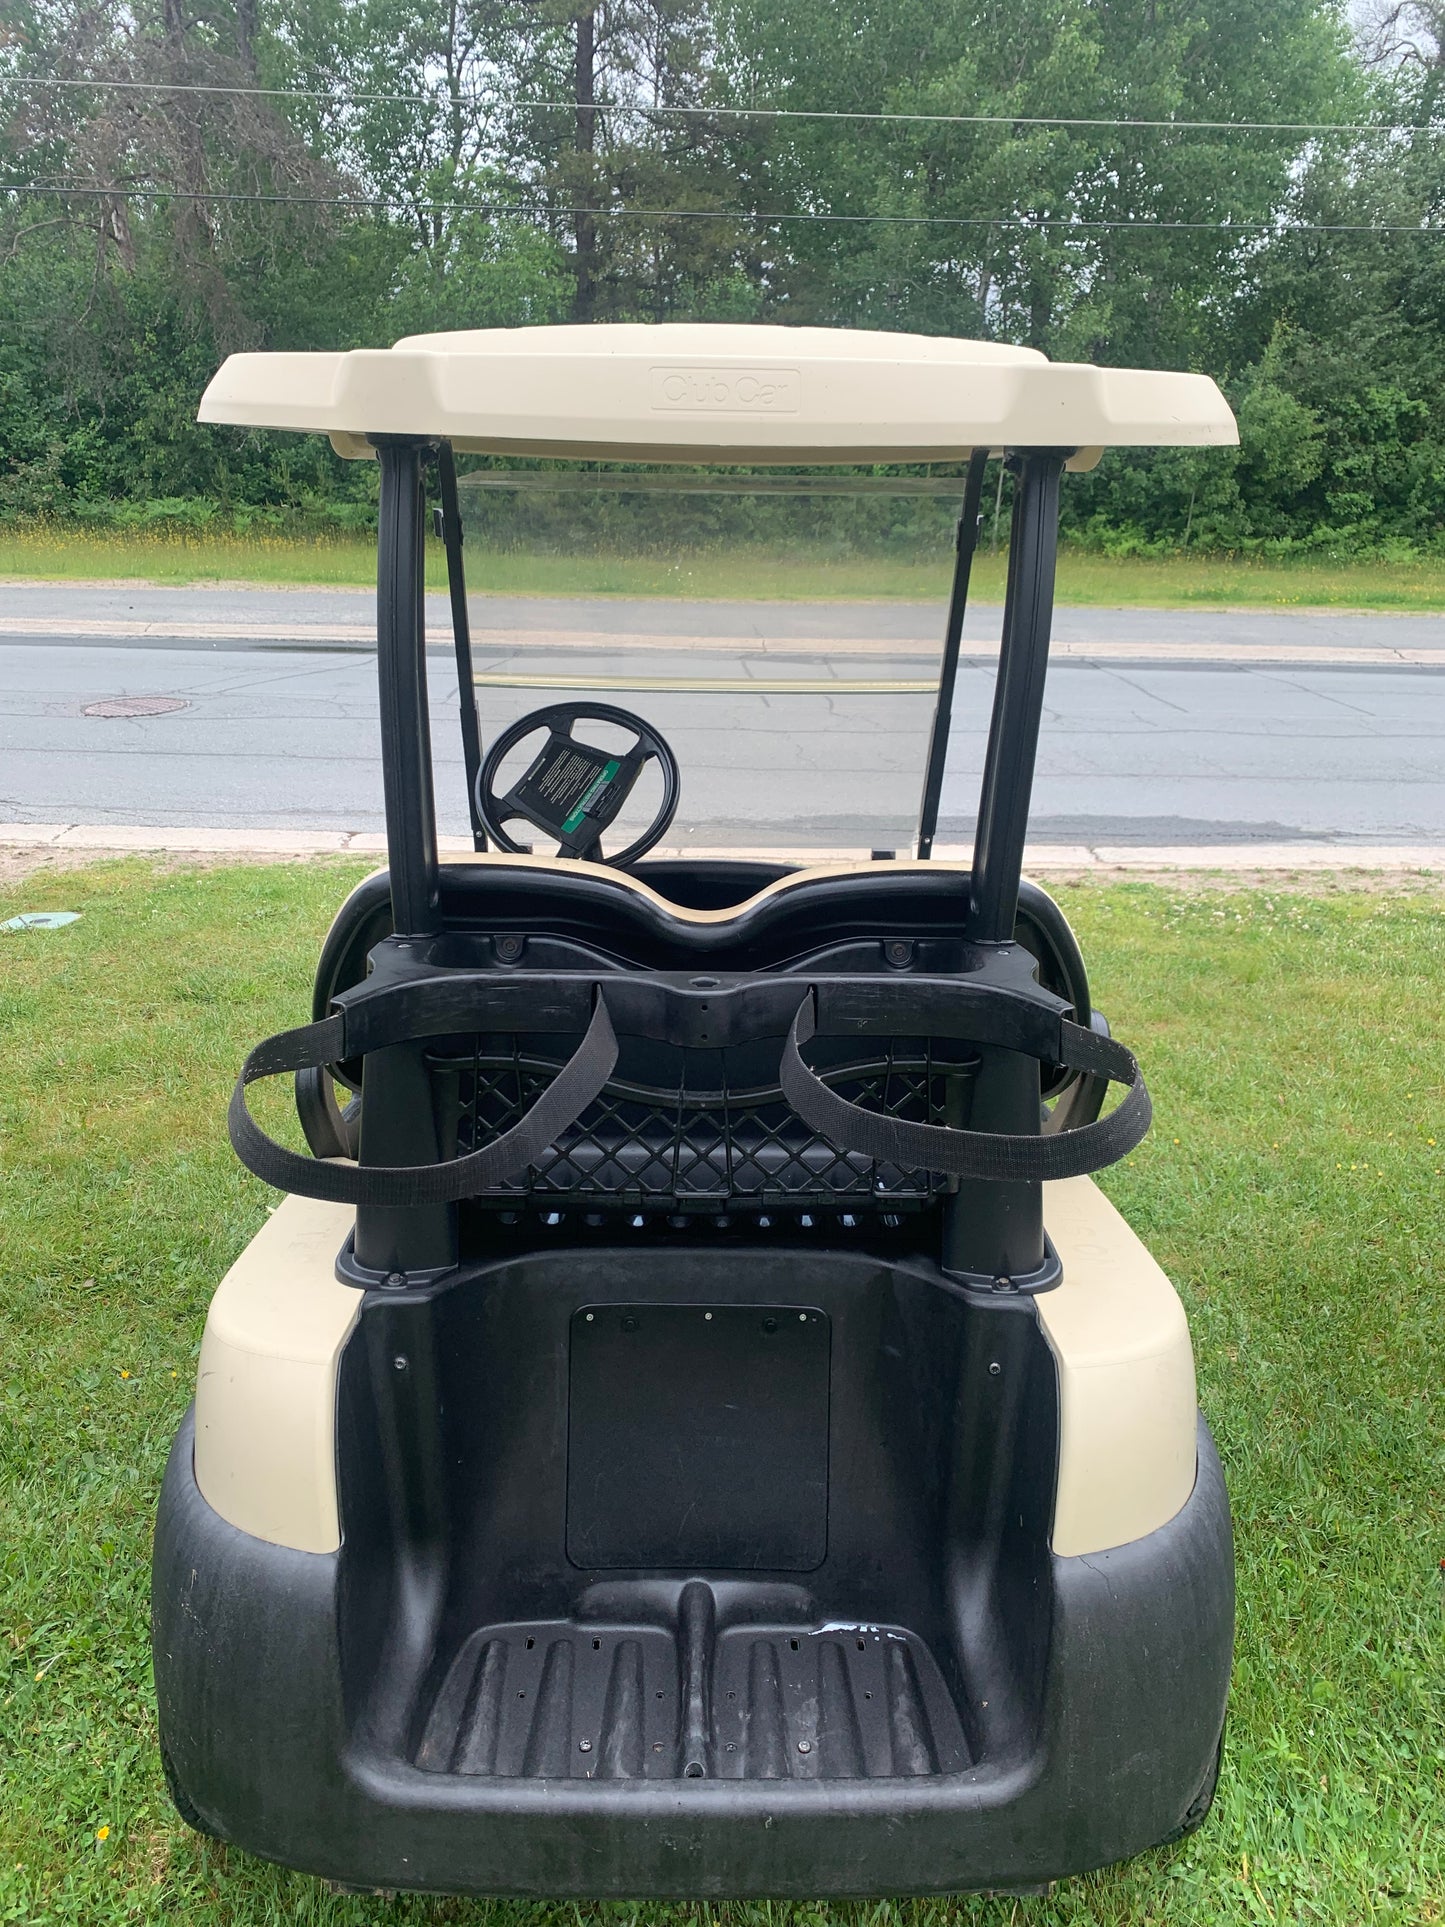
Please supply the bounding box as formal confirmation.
[4,179,1440,236]
[3,73,1440,139]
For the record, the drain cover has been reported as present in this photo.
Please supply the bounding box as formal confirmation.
[83,696,189,718]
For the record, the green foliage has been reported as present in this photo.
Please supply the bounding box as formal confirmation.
[3,0,1445,551]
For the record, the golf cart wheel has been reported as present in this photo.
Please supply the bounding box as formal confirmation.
[1160,1725,1225,1844]
[159,1736,218,1839]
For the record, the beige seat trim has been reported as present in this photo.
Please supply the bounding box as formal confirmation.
[1037,1176,1198,1557]
[197,321,1237,468]
[194,1195,360,1554]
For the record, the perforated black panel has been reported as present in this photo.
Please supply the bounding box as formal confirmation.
[446,1045,970,1209]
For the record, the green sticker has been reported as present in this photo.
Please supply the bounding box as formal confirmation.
[561,758,621,835]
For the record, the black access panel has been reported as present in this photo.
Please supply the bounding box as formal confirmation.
[566,1304,831,1571]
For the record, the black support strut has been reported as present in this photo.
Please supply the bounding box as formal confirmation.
[361,441,454,1277]
[916,448,990,861]
[435,442,487,851]
[942,450,1066,1284]
[967,452,1064,944]
[376,439,442,937]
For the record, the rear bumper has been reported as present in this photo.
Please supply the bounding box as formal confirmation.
[153,1408,1231,1897]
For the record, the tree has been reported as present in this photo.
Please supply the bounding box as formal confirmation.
[5,0,1445,550]
[710,0,1360,374]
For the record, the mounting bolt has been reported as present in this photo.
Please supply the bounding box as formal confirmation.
[988,1360,1002,1377]
[494,934,523,963]
[578,1739,593,1753]
[885,939,913,967]
[393,1355,408,1373]
[384,1271,406,1289]
[797,1740,812,1754]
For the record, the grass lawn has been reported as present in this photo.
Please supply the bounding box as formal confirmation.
[5,524,1445,611]
[1,859,1442,1925]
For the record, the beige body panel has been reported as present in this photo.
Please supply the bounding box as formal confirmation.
[1039,1176,1198,1557]
[194,1195,360,1554]
[197,322,1237,465]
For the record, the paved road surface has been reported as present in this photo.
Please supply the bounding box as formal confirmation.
[3,583,1442,849]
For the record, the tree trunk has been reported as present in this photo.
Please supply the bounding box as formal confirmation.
[235,0,259,74]
[102,193,137,273]
[162,0,214,256]
[573,5,598,321]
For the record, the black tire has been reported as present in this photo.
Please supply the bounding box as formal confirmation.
[1160,1725,1225,1845]
[159,1737,219,1838]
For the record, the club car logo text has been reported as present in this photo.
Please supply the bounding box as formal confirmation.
[650,366,800,413]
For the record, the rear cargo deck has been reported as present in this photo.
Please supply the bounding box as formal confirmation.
[416,1589,968,1782]
[337,1246,1036,1806]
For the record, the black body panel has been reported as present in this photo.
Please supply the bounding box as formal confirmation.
[153,1245,1233,1898]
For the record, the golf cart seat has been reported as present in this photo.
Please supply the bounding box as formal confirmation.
[313,851,1098,969]
[154,323,1236,1899]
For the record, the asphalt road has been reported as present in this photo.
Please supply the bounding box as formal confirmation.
[3,583,1443,849]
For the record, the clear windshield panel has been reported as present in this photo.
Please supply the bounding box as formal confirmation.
[441,465,999,858]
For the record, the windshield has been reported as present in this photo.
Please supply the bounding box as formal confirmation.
[445,464,988,859]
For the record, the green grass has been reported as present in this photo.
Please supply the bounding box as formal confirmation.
[6,523,1445,609]
[1,859,1443,1924]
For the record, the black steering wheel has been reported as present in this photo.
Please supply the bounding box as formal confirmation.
[475,701,680,867]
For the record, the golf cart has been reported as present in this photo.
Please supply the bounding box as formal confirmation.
[153,324,1238,1897]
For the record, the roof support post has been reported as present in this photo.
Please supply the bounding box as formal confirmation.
[357,439,455,1280]
[376,439,441,936]
[967,451,1064,943]
[916,448,989,861]
[942,450,1064,1286]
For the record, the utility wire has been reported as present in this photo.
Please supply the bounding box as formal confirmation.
[3,179,1440,236]
[3,72,1441,139]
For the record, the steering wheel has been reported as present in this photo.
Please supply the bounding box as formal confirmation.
[475,702,680,867]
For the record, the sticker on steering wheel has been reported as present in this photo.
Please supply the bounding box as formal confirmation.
[512,740,619,836]
[561,760,622,835]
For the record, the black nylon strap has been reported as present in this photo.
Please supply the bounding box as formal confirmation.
[229,994,617,1206]
[780,991,1150,1182]
[230,972,1148,1205]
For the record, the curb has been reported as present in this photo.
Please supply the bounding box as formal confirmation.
[3,614,1443,667]
[4,824,1444,874]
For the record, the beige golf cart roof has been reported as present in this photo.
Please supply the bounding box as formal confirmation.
[197,322,1237,471]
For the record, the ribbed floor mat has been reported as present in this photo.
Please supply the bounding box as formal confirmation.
[416,1583,969,1780]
